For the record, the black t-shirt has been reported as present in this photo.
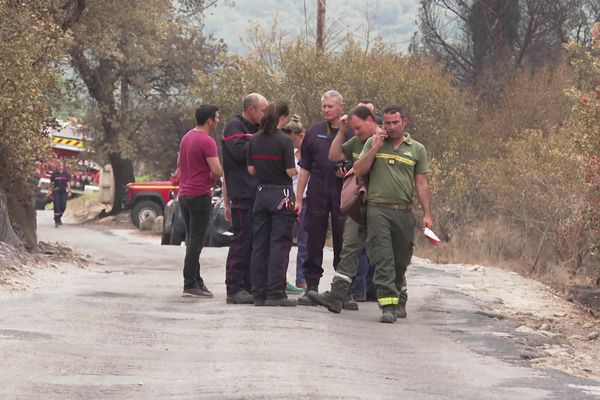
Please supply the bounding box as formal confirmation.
[50,171,70,193]
[247,129,295,186]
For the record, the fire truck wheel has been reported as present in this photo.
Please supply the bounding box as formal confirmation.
[131,200,162,228]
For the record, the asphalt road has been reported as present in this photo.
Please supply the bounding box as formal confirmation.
[1,211,600,399]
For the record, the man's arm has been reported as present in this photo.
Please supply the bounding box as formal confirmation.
[415,174,432,228]
[222,178,231,223]
[222,120,252,163]
[328,115,348,162]
[206,157,223,179]
[294,167,310,213]
[286,167,298,178]
[354,133,386,177]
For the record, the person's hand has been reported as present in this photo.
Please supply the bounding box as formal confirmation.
[335,166,347,178]
[67,191,72,199]
[372,130,387,150]
[422,214,433,229]
[294,198,303,215]
[224,204,232,223]
[339,114,348,132]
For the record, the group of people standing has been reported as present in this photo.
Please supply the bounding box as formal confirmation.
[176,90,432,323]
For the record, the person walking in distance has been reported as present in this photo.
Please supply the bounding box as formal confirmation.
[353,105,433,323]
[178,104,223,298]
[307,105,379,312]
[50,160,71,228]
[222,93,269,305]
[247,102,298,307]
[294,90,351,305]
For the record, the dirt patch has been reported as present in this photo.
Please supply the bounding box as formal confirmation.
[0,241,88,290]
[424,260,600,380]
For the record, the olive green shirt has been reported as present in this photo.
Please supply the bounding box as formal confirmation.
[342,136,367,162]
[359,133,430,205]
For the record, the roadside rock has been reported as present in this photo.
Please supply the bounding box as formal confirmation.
[139,216,155,231]
[152,216,164,233]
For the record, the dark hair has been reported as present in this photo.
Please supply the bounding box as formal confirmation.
[382,105,404,118]
[195,104,219,125]
[349,105,375,121]
[357,98,375,106]
[260,101,289,133]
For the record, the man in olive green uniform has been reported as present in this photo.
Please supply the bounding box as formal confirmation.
[307,105,379,313]
[354,105,433,323]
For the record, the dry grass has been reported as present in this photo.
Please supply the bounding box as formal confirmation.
[415,217,593,291]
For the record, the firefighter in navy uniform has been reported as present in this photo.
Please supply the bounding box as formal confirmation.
[50,161,71,228]
[222,93,268,305]
[247,101,298,307]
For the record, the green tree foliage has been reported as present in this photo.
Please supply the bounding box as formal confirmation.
[193,25,473,186]
[0,0,70,247]
[66,0,226,210]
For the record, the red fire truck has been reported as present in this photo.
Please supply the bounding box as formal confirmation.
[35,120,101,209]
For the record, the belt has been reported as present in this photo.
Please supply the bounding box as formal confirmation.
[372,202,412,210]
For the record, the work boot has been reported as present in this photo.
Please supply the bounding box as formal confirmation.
[265,298,298,307]
[380,306,397,324]
[298,291,318,306]
[226,290,254,304]
[395,303,407,319]
[298,283,319,306]
[343,299,359,311]
[307,290,343,313]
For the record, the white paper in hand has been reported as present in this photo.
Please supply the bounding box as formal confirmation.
[423,228,440,245]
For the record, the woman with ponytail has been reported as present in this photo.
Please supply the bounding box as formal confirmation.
[247,102,298,306]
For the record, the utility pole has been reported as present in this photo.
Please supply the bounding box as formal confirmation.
[316,0,325,55]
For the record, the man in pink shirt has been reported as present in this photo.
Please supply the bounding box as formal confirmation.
[178,104,223,297]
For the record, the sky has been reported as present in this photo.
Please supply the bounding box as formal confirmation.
[201,0,421,54]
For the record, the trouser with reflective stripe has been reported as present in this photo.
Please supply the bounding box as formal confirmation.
[366,205,415,307]
[329,216,367,296]
[53,191,68,224]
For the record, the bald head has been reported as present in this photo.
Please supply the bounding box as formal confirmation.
[242,93,268,125]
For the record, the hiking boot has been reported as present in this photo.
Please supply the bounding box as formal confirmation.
[395,303,407,319]
[226,290,254,304]
[380,306,397,324]
[307,290,343,313]
[285,281,304,294]
[265,298,298,307]
[182,286,213,298]
[342,299,359,311]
